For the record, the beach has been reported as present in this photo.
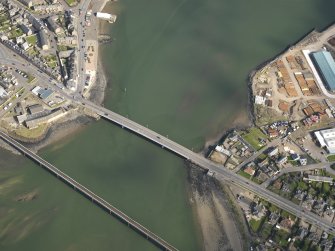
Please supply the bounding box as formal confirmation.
[188,163,250,251]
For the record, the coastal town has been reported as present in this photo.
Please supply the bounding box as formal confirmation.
[208,24,335,250]
[0,0,115,141]
[0,0,335,251]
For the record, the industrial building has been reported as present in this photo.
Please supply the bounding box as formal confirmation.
[315,128,335,153]
[310,51,335,91]
[28,104,44,115]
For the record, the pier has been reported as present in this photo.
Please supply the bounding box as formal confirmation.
[0,131,178,251]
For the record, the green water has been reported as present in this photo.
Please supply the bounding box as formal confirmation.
[1,0,335,250]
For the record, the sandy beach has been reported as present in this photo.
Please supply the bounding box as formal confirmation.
[188,165,250,251]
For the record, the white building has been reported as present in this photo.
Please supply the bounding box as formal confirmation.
[96,12,117,23]
[0,86,8,98]
[215,145,231,156]
[21,41,29,50]
[315,128,335,153]
[255,95,266,105]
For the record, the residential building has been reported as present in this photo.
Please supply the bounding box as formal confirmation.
[20,23,33,36]
[303,175,333,184]
[47,16,62,34]
[34,4,63,13]
[18,0,33,8]
[276,155,287,165]
[21,41,29,50]
[267,147,279,157]
[57,36,77,46]
[244,165,256,176]
[38,29,49,50]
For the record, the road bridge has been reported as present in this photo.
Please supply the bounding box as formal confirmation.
[1,48,335,238]
[0,131,178,251]
[77,98,335,235]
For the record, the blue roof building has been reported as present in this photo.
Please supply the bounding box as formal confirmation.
[39,89,53,100]
[311,50,335,91]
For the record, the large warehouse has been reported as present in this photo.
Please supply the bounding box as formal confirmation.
[315,128,335,153]
[310,50,335,91]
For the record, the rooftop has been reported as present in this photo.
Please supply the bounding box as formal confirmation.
[311,51,335,91]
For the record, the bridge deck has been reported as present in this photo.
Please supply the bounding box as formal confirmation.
[78,99,335,235]
[0,131,178,251]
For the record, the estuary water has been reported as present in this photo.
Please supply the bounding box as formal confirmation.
[1,0,335,250]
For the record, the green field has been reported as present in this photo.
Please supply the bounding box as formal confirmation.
[327,154,335,161]
[9,28,23,39]
[238,170,252,179]
[65,0,77,6]
[249,217,264,233]
[25,34,37,45]
[273,229,290,248]
[260,223,273,239]
[242,127,267,150]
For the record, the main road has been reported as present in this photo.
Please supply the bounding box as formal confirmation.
[79,98,335,234]
[1,50,335,235]
[1,32,335,234]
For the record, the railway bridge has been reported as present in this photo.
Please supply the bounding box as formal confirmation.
[0,131,178,251]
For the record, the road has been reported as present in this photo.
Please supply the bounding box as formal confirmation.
[78,99,335,234]
[262,161,335,187]
[232,138,281,173]
[75,0,92,94]
[1,51,335,235]
[261,162,334,188]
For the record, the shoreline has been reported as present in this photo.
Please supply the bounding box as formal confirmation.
[201,23,334,152]
[0,1,111,155]
[187,164,249,251]
[2,3,333,250]
[195,22,335,250]
[0,59,108,155]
